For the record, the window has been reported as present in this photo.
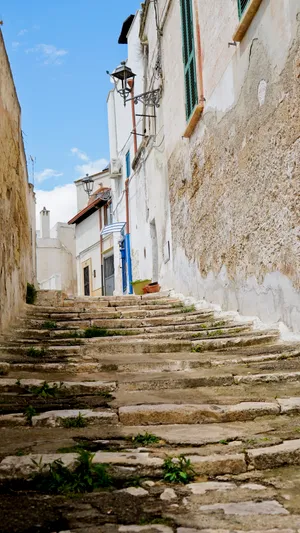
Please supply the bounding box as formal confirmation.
[237,0,250,18]
[180,0,198,120]
[126,150,131,178]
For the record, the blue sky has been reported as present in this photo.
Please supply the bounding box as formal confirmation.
[1,0,138,227]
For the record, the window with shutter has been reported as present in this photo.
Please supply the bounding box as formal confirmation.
[180,0,198,121]
[237,0,250,18]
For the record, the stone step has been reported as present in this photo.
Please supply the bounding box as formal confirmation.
[118,399,300,426]
[117,367,300,391]
[0,408,118,428]
[15,313,218,330]
[24,308,213,320]
[2,438,300,480]
[0,378,116,394]
[7,322,246,341]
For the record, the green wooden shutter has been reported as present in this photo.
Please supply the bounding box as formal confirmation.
[237,0,250,18]
[180,0,198,120]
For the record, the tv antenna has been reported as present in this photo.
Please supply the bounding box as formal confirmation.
[29,155,36,185]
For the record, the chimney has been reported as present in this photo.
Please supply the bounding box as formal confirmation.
[40,207,50,239]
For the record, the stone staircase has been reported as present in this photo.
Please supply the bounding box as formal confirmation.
[1,291,300,532]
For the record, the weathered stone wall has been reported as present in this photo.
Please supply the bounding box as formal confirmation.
[165,2,300,331]
[0,30,35,331]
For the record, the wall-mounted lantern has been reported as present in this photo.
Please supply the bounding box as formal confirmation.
[82,174,94,197]
[107,61,161,108]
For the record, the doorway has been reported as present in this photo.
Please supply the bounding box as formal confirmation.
[83,265,90,296]
[150,219,159,282]
[104,254,115,296]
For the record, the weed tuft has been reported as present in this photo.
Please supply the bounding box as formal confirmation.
[181,305,196,313]
[30,381,60,399]
[61,413,88,428]
[32,449,111,494]
[131,432,160,446]
[163,455,195,484]
[42,321,57,330]
[27,347,48,358]
[24,405,37,425]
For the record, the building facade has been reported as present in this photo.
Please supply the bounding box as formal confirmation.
[106,0,300,332]
[37,208,77,294]
[69,170,116,296]
[0,29,36,331]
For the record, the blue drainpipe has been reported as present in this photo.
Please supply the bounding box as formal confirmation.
[125,233,133,294]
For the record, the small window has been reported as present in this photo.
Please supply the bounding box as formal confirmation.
[180,0,198,120]
[126,151,131,178]
[237,0,250,18]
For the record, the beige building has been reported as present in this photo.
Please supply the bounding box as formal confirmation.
[107,0,300,332]
[0,29,36,331]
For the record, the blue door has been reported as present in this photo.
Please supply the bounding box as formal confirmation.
[120,239,127,294]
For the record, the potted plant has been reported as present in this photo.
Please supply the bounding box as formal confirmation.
[131,279,151,296]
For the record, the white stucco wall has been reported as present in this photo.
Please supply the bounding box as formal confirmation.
[37,220,76,295]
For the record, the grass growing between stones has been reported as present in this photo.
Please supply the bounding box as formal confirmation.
[65,327,137,339]
[61,413,88,428]
[29,381,60,399]
[24,405,37,425]
[42,321,57,330]
[181,305,196,313]
[32,449,111,494]
[130,432,160,446]
[27,347,48,358]
[163,455,195,484]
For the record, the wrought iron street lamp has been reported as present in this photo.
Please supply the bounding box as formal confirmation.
[108,61,161,108]
[82,174,94,197]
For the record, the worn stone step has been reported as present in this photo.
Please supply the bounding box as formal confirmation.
[191,330,279,352]
[2,438,300,481]
[118,401,282,426]
[0,378,116,394]
[0,408,118,428]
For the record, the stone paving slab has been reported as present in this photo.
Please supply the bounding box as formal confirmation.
[32,408,118,427]
[118,401,280,425]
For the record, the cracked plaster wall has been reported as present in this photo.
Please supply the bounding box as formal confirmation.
[0,30,35,331]
[165,0,300,331]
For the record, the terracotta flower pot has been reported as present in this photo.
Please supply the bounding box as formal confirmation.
[142,282,161,294]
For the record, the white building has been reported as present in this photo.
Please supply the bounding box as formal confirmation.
[107,10,173,295]
[36,207,77,294]
[69,169,117,296]
[105,0,300,332]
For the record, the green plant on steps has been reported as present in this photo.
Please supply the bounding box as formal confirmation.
[61,413,88,428]
[32,449,111,494]
[181,305,196,313]
[24,405,37,425]
[163,455,195,484]
[27,347,48,358]
[29,381,60,399]
[26,283,37,305]
[42,321,57,330]
[131,432,160,446]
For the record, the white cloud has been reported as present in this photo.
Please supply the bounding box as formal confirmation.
[70,147,108,177]
[70,147,89,161]
[75,158,109,176]
[35,168,63,183]
[35,183,77,230]
[12,41,20,49]
[26,43,68,65]
[18,29,28,36]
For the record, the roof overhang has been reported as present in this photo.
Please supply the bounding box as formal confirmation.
[68,189,111,225]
